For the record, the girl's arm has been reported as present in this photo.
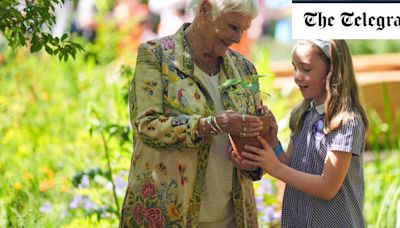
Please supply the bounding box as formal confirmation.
[275,140,294,165]
[242,136,352,201]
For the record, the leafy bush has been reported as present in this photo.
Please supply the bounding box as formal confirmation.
[364,153,400,227]
[0,24,134,226]
[347,40,400,55]
[0,0,83,61]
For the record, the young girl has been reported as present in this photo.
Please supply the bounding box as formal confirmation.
[241,40,369,227]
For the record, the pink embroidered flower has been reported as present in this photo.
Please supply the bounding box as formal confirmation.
[160,37,174,50]
[132,203,145,225]
[145,207,165,228]
[142,183,156,198]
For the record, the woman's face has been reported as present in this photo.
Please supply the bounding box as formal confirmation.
[202,12,252,57]
[292,44,329,105]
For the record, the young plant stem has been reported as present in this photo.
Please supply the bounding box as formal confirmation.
[93,110,120,217]
[100,130,120,217]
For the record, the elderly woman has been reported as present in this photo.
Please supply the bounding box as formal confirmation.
[120,0,264,227]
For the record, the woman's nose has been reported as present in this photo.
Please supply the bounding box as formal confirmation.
[232,30,243,44]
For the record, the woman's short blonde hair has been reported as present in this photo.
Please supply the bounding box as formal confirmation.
[188,0,259,19]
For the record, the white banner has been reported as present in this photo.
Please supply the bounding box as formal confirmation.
[292,3,400,39]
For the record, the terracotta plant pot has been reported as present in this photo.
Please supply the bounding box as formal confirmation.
[229,112,272,157]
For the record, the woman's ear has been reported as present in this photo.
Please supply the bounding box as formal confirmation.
[199,0,212,16]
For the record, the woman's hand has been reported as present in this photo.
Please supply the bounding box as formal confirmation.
[241,136,281,174]
[229,147,257,171]
[215,110,263,137]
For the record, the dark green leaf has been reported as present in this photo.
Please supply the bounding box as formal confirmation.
[61,33,68,41]
[30,41,42,53]
[30,34,42,53]
[71,48,76,59]
[18,32,25,46]
[45,45,53,55]
[21,23,27,33]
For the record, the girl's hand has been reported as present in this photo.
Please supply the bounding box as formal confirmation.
[241,136,281,174]
[215,110,263,137]
[265,112,280,148]
[229,148,257,171]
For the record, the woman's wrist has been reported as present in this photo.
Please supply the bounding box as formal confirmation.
[196,116,224,137]
[195,117,206,137]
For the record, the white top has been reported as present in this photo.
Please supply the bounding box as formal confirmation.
[194,65,235,226]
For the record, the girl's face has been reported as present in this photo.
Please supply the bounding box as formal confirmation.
[292,44,329,105]
[202,12,252,57]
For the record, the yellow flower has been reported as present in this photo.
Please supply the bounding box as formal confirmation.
[60,176,69,192]
[167,203,180,222]
[13,121,20,129]
[16,49,25,64]
[42,167,54,178]
[39,179,55,192]
[61,184,68,193]
[41,92,49,101]
[14,182,22,191]
[24,172,32,182]
[0,96,7,106]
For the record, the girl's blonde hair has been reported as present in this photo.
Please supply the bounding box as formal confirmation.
[188,0,259,20]
[289,40,369,134]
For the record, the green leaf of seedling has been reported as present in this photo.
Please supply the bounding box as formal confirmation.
[242,82,260,94]
[241,82,252,89]
[249,74,270,81]
[233,88,241,93]
[219,79,241,89]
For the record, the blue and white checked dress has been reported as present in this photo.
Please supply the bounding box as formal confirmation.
[282,102,365,228]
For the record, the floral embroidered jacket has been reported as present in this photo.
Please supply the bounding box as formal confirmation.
[120,24,262,228]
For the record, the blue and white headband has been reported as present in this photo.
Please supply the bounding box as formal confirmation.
[310,39,330,59]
